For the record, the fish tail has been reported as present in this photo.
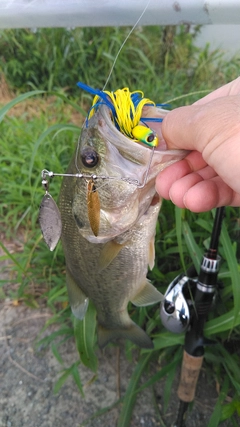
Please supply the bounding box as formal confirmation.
[97,321,153,349]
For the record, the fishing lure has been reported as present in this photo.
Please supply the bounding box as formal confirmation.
[76,82,162,147]
[39,175,62,251]
[131,125,158,147]
[87,178,100,237]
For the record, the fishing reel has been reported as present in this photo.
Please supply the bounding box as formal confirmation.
[160,268,197,334]
[160,254,221,334]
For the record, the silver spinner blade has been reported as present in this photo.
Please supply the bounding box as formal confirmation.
[39,193,62,251]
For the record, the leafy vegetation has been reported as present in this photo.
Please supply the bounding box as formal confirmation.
[1,25,240,426]
[1,25,239,103]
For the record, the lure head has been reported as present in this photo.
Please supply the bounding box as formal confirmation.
[132,125,158,148]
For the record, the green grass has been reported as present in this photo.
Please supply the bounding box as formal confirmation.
[1,26,239,102]
[1,25,240,426]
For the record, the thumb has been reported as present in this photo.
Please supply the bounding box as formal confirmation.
[161,105,198,151]
[161,97,240,154]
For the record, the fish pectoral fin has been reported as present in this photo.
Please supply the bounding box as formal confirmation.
[131,279,164,306]
[97,321,153,349]
[148,236,155,270]
[98,240,125,272]
[66,268,89,320]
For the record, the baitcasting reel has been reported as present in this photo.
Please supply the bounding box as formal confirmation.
[160,270,197,334]
[160,254,221,334]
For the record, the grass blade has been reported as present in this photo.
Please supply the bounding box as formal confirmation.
[28,122,80,187]
[80,398,122,426]
[53,366,72,394]
[136,353,182,393]
[0,90,45,122]
[117,353,152,427]
[71,362,84,396]
[152,331,184,351]
[49,91,87,116]
[0,240,25,273]
[182,220,202,272]
[163,350,180,412]
[204,309,240,335]
[73,301,98,372]
[175,206,186,270]
[207,375,229,427]
[220,222,240,326]
[37,327,73,349]
[51,343,64,365]
[205,308,240,335]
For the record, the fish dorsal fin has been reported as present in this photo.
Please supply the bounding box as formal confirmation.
[98,240,125,272]
[148,236,155,270]
[131,279,164,306]
[66,268,89,320]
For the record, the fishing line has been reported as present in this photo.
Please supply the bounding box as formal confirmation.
[42,0,159,191]
[102,0,151,90]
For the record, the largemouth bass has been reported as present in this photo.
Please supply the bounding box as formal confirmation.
[58,90,186,349]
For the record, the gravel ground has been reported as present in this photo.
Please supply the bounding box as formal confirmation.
[0,237,238,427]
[1,300,238,427]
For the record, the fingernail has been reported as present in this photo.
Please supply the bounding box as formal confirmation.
[169,189,174,203]
[183,192,191,210]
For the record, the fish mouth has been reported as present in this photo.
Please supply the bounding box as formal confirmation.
[99,103,183,160]
[150,194,161,206]
[80,104,186,190]
[69,104,187,244]
[98,105,164,164]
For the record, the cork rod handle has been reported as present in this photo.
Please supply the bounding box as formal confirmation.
[177,351,204,402]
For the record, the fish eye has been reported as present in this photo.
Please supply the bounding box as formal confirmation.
[81,147,99,168]
[146,133,155,143]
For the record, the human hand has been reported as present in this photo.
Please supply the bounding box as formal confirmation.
[155,77,240,212]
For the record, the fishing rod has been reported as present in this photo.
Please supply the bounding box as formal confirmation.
[160,206,225,426]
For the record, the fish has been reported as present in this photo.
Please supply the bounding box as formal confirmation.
[58,90,186,349]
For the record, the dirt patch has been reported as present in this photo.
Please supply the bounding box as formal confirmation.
[1,298,238,427]
[0,73,85,126]
[0,302,157,427]
[0,74,12,102]
[0,237,238,426]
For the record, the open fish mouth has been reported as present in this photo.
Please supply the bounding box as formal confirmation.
[78,83,177,159]
[94,102,185,187]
